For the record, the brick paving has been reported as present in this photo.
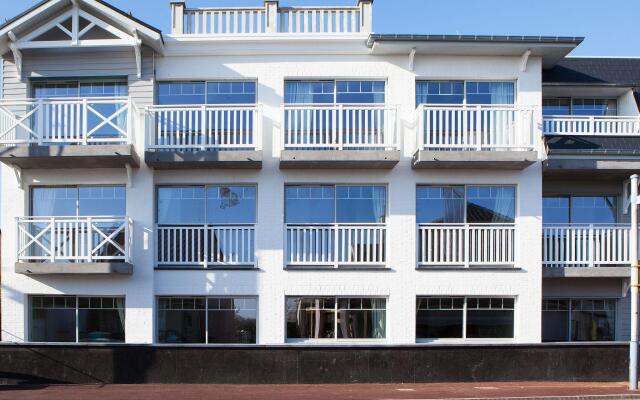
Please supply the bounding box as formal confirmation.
[0,382,639,400]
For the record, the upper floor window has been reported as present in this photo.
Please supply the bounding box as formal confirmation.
[543,98,617,117]
[157,81,257,105]
[417,185,516,224]
[416,81,515,106]
[32,80,128,99]
[284,80,385,104]
[543,195,617,224]
[285,185,386,224]
[31,186,126,217]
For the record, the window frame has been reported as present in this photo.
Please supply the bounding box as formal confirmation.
[542,297,617,342]
[542,194,619,224]
[29,184,127,217]
[30,78,129,99]
[155,80,258,105]
[416,296,516,342]
[543,97,619,117]
[415,79,518,107]
[283,79,387,105]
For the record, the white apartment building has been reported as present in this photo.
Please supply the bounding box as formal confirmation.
[0,0,638,346]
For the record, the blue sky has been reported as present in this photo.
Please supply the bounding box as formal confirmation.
[1,0,639,56]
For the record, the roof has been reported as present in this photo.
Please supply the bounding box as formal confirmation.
[543,58,640,87]
[367,34,584,46]
[546,135,640,156]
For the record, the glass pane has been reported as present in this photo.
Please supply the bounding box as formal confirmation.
[285,81,334,104]
[207,81,256,105]
[30,296,76,342]
[157,297,206,343]
[336,298,386,339]
[285,186,335,224]
[336,81,385,104]
[79,81,128,97]
[31,187,77,216]
[466,309,514,338]
[466,186,515,223]
[32,82,79,98]
[571,310,615,341]
[157,187,206,225]
[78,186,126,216]
[157,82,206,105]
[416,81,464,105]
[206,186,256,224]
[286,297,335,339]
[78,297,125,343]
[570,196,617,224]
[466,81,515,105]
[416,186,465,223]
[571,98,617,117]
[207,297,257,344]
[336,186,386,223]
[543,98,570,117]
[542,310,569,342]
[416,297,464,339]
[543,197,570,224]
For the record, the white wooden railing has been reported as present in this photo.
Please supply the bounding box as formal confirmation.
[543,224,632,268]
[17,216,132,263]
[417,104,535,151]
[0,98,133,145]
[543,116,640,136]
[146,105,262,151]
[285,224,386,267]
[157,225,255,268]
[173,1,372,35]
[417,224,516,267]
[282,104,398,150]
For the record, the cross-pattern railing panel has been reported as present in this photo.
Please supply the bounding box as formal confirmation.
[0,98,132,145]
[157,225,255,268]
[542,224,631,268]
[285,224,386,267]
[543,116,640,136]
[17,216,132,263]
[417,224,516,267]
[417,104,535,151]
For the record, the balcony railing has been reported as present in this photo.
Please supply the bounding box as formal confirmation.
[285,224,386,267]
[0,98,134,146]
[543,115,640,136]
[417,224,516,268]
[416,104,535,151]
[542,224,632,268]
[146,105,262,151]
[156,225,255,268]
[282,104,398,150]
[17,216,132,263]
[172,1,372,36]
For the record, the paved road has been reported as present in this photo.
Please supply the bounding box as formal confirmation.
[0,382,639,400]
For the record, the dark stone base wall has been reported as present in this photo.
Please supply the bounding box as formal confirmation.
[0,343,628,385]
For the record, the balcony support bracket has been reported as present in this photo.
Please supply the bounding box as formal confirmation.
[133,29,142,79]
[520,49,531,72]
[408,47,416,71]
[125,162,133,188]
[7,31,23,81]
[12,165,23,189]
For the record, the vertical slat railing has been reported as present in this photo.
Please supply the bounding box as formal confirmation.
[543,116,640,136]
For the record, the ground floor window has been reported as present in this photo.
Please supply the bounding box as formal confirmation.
[416,297,515,340]
[542,299,616,342]
[30,296,125,343]
[157,296,257,344]
[286,297,386,341]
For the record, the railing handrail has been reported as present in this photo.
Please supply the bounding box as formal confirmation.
[17,215,128,221]
[417,103,536,111]
[147,104,262,111]
[543,223,631,227]
[184,6,265,12]
[284,103,396,109]
[544,115,640,121]
[0,97,131,104]
[285,222,386,227]
[418,222,516,227]
[157,223,256,227]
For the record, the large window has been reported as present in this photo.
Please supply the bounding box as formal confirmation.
[285,185,386,224]
[286,297,386,341]
[543,196,617,224]
[416,81,515,105]
[30,296,125,343]
[417,185,516,224]
[542,299,616,342]
[157,81,257,105]
[416,297,515,340]
[284,80,385,104]
[543,98,617,117]
[157,296,257,344]
[31,186,126,217]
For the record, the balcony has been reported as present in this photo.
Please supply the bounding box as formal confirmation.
[145,105,262,169]
[285,224,386,269]
[16,216,133,275]
[171,1,372,36]
[156,225,256,268]
[280,104,400,169]
[543,115,640,136]
[0,98,139,169]
[417,224,516,269]
[542,224,632,278]
[413,104,538,169]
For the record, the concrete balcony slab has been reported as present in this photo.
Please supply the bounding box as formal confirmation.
[543,266,630,278]
[145,150,262,169]
[0,144,139,169]
[279,150,400,169]
[15,262,133,275]
[412,150,538,170]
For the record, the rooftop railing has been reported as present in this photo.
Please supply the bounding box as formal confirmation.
[171,0,373,36]
[543,115,640,136]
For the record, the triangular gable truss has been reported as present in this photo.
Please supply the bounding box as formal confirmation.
[7,1,142,81]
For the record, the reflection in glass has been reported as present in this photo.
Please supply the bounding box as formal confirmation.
[416,186,465,223]
[542,299,570,342]
[206,186,256,224]
[336,186,386,223]
[78,297,125,343]
[416,297,464,339]
[466,186,515,223]
[336,298,386,339]
[157,297,206,343]
[570,196,617,224]
[157,187,206,225]
[570,299,616,341]
[30,296,76,342]
[466,297,514,338]
[285,186,335,224]
[207,297,257,343]
[542,197,570,224]
[286,297,336,339]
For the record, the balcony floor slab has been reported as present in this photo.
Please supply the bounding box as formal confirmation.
[412,150,538,170]
[145,150,262,169]
[0,144,139,169]
[15,262,133,275]
[543,266,630,278]
[543,158,640,179]
[279,150,400,169]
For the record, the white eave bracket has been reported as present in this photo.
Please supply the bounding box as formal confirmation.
[521,49,531,72]
[133,29,142,79]
[125,162,133,188]
[408,47,417,72]
[7,31,23,81]
[12,165,24,189]
[623,176,640,214]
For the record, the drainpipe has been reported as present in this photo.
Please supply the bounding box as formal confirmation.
[630,173,638,391]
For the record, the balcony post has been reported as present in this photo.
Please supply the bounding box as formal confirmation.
[171,2,186,34]
[337,104,344,150]
[588,224,594,269]
[464,224,470,269]
[49,217,55,263]
[87,217,93,263]
[203,224,209,269]
[334,224,339,268]
[357,0,373,33]
[629,174,639,390]
[200,105,207,150]
[265,1,279,33]
[82,98,88,145]
[36,100,44,145]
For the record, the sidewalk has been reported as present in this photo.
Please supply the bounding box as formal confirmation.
[0,382,639,400]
